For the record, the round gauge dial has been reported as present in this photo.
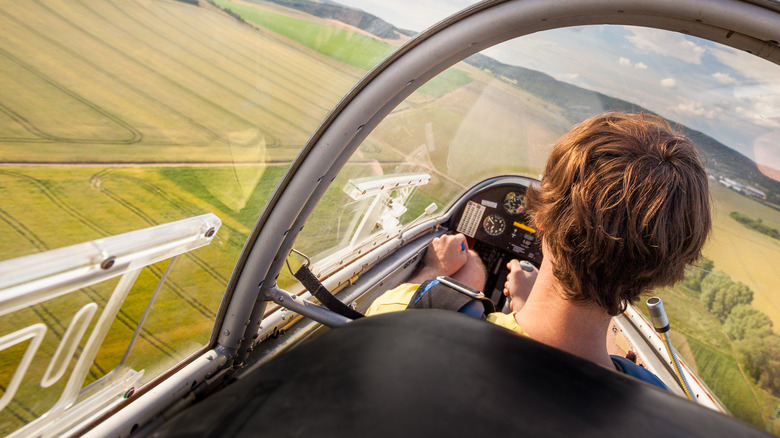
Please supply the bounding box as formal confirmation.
[483,214,506,236]
[503,191,525,215]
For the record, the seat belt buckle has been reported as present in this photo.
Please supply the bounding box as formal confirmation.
[435,276,486,300]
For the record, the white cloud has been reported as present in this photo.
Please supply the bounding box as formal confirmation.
[616,57,648,70]
[708,49,780,129]
[734,95,780,128]
[701,46,780,131]
[626,28,706,64]
[469,23,779,157]
[709,45,777,83]
[672,99,721,119]
[710,46,780,129]
[712,72,736,84]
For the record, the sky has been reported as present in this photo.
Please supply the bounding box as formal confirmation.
[331,0,780,169]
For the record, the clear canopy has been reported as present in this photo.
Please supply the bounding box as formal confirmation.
[303,22,780,434]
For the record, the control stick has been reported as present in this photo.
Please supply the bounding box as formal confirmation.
[502,260,535,313]
[518,260,534,272]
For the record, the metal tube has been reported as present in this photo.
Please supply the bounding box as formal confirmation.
[646,297,696,402]
[661,331,695,401]
[263,286,351,328]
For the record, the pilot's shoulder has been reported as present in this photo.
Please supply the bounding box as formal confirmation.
[611,355,669,391]
[486,311,527,335]
[365,283,420,316]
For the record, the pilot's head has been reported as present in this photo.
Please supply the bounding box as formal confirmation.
[526,112,711,315]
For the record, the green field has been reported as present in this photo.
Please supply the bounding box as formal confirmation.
[212,0,393,69]
[643,180,780,431]
[641,180,780,432]
[417,68,474,98]
[0,165,248,432]
[213,0,474,98]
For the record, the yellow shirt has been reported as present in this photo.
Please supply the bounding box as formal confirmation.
[365,283,526,335]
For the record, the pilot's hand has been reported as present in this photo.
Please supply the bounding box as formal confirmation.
[416,233,469,279]
[451,249,487,292]
[503,259,538,313]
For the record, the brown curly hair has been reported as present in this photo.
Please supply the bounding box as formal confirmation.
[525,113,711,315]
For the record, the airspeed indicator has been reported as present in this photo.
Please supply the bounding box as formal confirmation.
[483,214,506,236]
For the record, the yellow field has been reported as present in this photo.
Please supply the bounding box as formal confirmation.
[0,0,363,164]
[0,166,243,433]
[705,183,780,327]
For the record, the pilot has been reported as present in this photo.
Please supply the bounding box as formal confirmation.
[366,112,711,389]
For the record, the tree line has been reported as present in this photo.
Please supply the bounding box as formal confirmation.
[730,211,780,240]
[684,259,780,396]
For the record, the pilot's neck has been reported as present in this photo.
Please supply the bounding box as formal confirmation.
[514,255,614,370]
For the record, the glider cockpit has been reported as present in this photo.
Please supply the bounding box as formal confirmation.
[1,0,779,437]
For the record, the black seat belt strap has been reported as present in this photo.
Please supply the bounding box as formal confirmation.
[293,264,364,320]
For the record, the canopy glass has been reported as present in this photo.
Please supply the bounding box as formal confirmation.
[304,23,780,432]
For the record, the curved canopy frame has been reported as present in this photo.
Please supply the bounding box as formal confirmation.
[218,0,780,355]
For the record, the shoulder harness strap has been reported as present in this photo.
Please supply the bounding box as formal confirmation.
[294,264,364,320]
[407,276,495,318]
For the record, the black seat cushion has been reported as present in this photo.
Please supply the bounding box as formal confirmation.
[152,310,768,437]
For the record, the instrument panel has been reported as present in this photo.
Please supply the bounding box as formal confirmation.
[446,178,543,309]
[454,184,542,266]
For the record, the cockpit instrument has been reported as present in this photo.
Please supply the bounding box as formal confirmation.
[503,191,526,215]
[483,214,506,236]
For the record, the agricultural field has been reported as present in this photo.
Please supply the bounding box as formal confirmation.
[0,0,380,433]
[212,0,394,69]
[642,182,780,432]
[0,0,363,164]
[213,0,474,98]
[706,183,780,327]
[0,165,255,433]
[363,63,572,204]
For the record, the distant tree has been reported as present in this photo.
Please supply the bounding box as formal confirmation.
[700,258,714,275]
[700,272,753,321]
[683,257,713,292]
[700,271,732,309]
[730,211,780,240]
[711,282,754,321]
[683,277,701,292]
[736,334,780,397]
[723,304,773,341]
[766,188,780,205]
